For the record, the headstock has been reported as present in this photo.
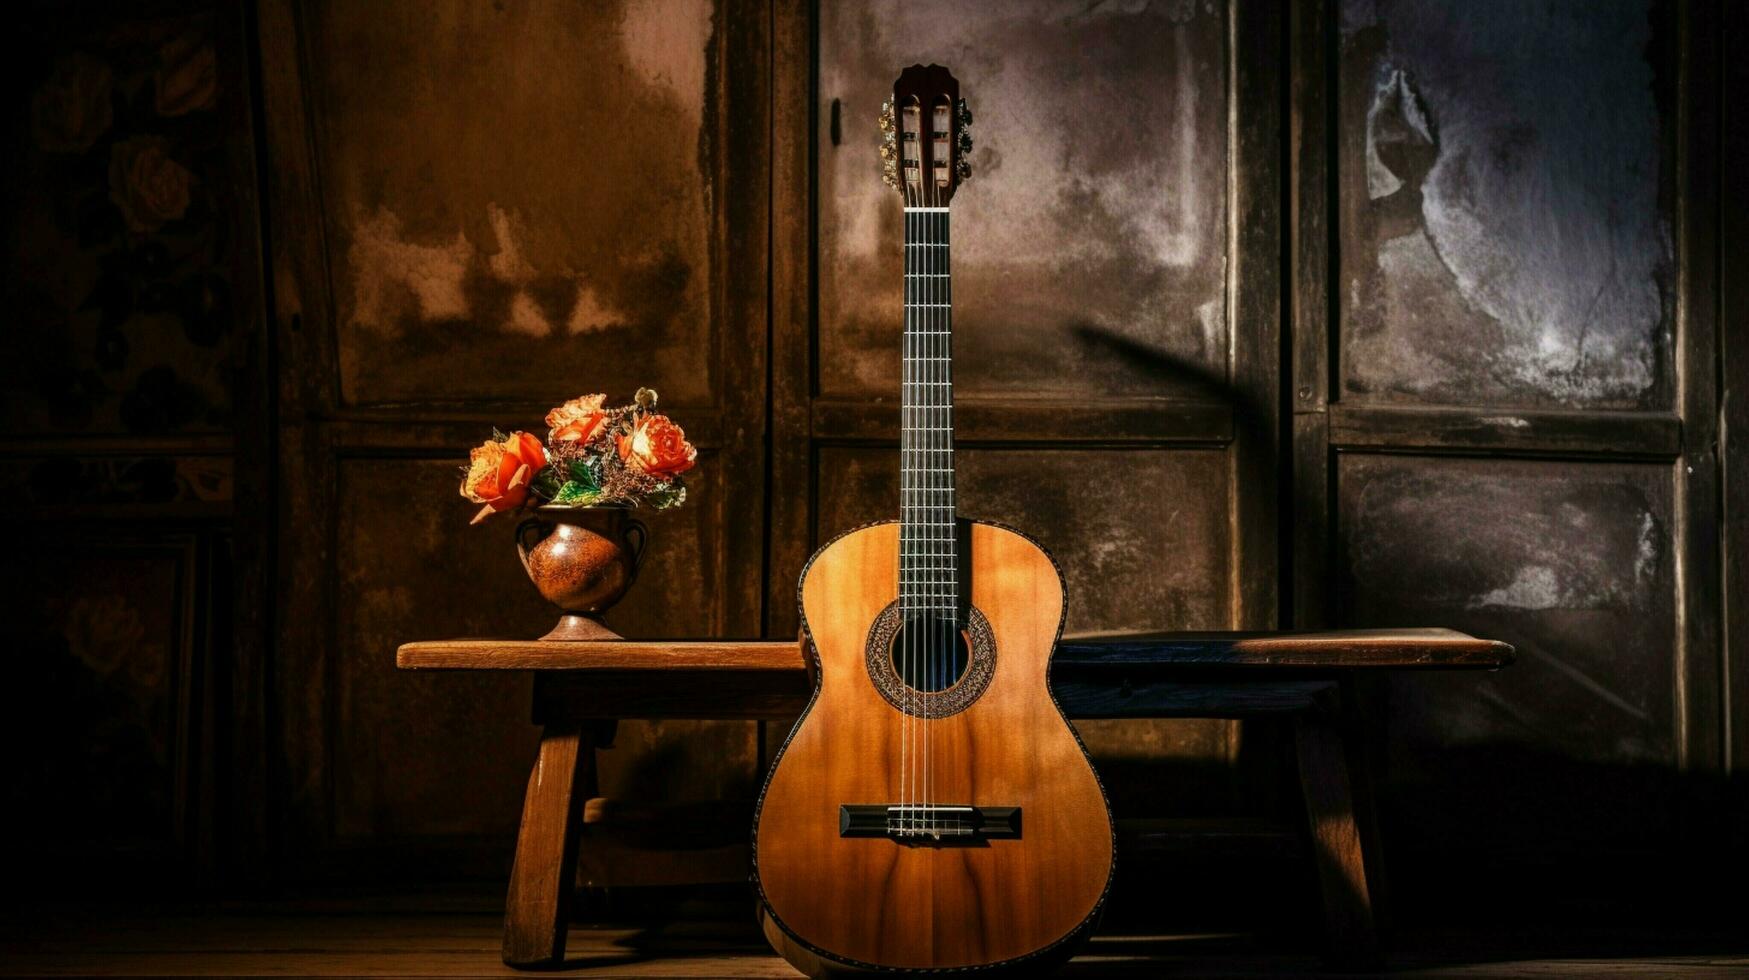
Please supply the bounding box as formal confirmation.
[880,64,971,206]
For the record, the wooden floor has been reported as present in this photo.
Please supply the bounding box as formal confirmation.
[3,890,1745,978]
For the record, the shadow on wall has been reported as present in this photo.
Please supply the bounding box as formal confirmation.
[1063,321,1734,925]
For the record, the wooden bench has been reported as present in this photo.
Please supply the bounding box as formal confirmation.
[397,628,1511,970]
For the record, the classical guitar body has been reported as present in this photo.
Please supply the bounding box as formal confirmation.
[754,521,1114,975]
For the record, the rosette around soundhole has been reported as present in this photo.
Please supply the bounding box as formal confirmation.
[864,601,996,719]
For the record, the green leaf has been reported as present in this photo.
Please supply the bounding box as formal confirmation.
[528,467,563,502]
[644,483,687,509]
[567,456,603,491]
[551,480,604,506]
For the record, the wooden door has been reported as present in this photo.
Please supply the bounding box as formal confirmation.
[771,0,1284,817]
[256,0,773,872]
[1289,0,1725,897]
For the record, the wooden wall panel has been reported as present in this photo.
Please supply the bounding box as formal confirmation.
[1339,455,1677,766]
[1337,453,1689,860]
[815,447,1231,633]
[1336,0,1676,410]
[815,0,1231,399]
[301,0,723,409]
[332,458,547,839]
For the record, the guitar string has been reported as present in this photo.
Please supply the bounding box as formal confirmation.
[925,137,937,838]
[926,173,938,840]
[907,153,921,837]
[927,167,938,839]
[936,134,952,840]
[903,177,915,836]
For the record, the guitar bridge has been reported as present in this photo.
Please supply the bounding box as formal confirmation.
[839,804,1021,842]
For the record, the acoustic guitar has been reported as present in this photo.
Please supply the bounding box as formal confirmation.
[752,65,1115,977]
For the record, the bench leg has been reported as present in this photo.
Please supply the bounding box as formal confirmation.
[503,722,596,968]
[1294,712,1380,968]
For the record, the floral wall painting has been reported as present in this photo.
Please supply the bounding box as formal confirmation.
[3,8,244,437]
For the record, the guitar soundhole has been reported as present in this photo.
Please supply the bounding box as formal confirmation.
[890,613,971,693]
[865,602,995,719]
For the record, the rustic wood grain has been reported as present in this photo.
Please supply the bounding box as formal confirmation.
[1055,628,1513,669]
[1330,405,1684,459]
[1724,0,1749,798]
[400,639,804,671]
[753,522,1113,972]
[1673,0,1724,777]
[501,724,596,968]
[1294,709,1378,968]
[1230,0,1284,636]
[399,628,1511,672]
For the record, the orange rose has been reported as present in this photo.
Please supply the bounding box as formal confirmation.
[617,414,696,478]
[109,135,193,232]
[461,431,546,523]
[545,393,608,444]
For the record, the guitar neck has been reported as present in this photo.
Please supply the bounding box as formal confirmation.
[900,206,955,614]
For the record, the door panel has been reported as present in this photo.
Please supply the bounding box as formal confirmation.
[816,0,1231,400]
[1338,454,1677,764]
[302,0,722,408]
[1336,0,1675,410]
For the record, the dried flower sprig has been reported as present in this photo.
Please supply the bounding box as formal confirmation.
[460,389,694,523]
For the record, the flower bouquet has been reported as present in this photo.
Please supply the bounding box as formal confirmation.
[460,387,695,524]
[463,389,695,640]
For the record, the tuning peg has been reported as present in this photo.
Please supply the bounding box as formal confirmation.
[955,99,972,126]
[880,98,895,132]
[955,159,971,180]
[957,129,973,153]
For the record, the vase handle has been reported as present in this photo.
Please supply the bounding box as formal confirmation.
[622,517,649,581]
[515,517,548,574]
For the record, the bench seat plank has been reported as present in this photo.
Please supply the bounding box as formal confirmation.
[397,628,1512,673]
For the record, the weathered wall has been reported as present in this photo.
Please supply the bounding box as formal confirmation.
[1338,0,1674,409]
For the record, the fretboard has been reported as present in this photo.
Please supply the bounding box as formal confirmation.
[900,207,955,617]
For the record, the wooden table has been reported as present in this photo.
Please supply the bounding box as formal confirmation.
[397,628,1511,971]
